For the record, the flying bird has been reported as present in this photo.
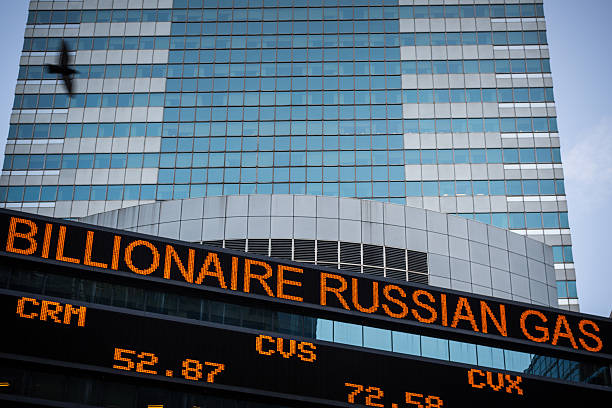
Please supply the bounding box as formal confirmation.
[46,40,77,96]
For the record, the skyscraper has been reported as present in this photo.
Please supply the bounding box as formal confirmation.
[0,0,576,310]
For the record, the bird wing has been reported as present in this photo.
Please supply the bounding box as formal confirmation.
[46,64,61,74]
[62,74,74,96]
[59,40,69,68]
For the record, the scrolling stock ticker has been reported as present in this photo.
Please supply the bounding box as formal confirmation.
[0,209,610,361]
[4,293,612,406]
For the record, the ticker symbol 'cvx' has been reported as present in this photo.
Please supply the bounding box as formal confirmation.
[46,40,78,96]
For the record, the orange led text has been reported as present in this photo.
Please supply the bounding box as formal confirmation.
[255,334,316,362]
[16,296,86,327]
[468,368,523,396]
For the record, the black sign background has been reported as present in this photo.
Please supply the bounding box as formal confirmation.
[1,293,610,407]
[0,208,611,361]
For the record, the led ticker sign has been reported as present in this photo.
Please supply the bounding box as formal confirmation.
[3,293,611,407]
[0,209,610,360]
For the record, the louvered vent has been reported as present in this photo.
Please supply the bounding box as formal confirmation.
[408,272,429,285]
[340,264,362,273]
[363,267,384,277]
[385,247,406,270]
[340,242,361,264]
[363,244,383,268]
[271,239,292,261]
[294,240,315,262]
[247,239,269,256]
[385,269,407,281]
[207,237,428,285]
[317,241,338,263]
[224,239,246,251]
[203,240,223,248]
[407,250,428,274]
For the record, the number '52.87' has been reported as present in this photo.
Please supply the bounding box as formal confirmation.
[113,347,225,383]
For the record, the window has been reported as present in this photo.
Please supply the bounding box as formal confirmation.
[422,336,449,360]
[363,326,391,351]
[557,281,578,298]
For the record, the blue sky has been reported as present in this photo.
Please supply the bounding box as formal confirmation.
[0,1,609,316]
[543,0,612,317]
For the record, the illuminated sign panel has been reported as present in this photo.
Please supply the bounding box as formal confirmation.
[3,293,611,407]
[0,209,611,360]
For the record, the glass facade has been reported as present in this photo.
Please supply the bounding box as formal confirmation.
[0,0,576,309]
